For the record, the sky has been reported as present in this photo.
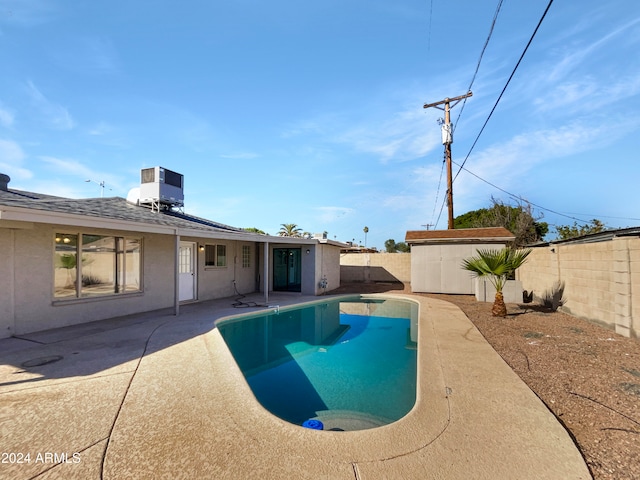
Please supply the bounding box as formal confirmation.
[1,0,639,250]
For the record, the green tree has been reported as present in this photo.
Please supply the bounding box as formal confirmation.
[278,223,303,237]
[396,242,410,253]
[384,239,410,253]
[384,239,397,253]
[455,197,548,247]
[243,227,266,235]
[554,219,605,240]
[461,247,532,317]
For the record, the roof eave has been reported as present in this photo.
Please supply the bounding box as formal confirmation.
[407,236,515,245]
[0,206,264,241]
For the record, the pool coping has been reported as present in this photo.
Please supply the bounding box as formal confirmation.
[214,294,441,438]
[0,293,591,479]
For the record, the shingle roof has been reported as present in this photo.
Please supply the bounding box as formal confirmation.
[406,227,515,243]
[0,188,245,234]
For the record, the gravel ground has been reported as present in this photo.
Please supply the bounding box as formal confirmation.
[330,283,640,480]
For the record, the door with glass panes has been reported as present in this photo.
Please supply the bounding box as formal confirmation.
[273,248,301,292]
[179,242,196,301]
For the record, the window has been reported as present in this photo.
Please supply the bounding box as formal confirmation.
[54,233,141,299]
[205,244,226,267]
[242,245,251,268]
[179,245,192,274]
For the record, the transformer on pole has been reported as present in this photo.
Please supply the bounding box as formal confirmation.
[424,91,473,229]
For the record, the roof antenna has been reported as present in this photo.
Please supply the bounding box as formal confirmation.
[85,179,112,198]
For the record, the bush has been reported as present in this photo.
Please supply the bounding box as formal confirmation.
[541,281,566,311]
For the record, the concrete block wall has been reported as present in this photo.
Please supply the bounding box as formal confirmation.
[517,237,639,338]
[630,241,640,337]
[340,253,411,283]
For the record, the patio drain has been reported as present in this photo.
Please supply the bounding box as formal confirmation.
[21,355,63,368]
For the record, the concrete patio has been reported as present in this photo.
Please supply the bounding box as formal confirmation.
[0,293,591,479]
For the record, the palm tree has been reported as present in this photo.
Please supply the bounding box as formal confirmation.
[279,223,302,237]
[55,253,77,288]
[461,247,532,317]
[363,226,369,247]
[243,227,266,235]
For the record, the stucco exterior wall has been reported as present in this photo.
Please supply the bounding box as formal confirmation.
[0,228,16,337]
[340,253,411,283]
[316,244,341,294]
[191,238,256,300]
[261,243,340,296]
[517,237,639,338]
[1,224,176,338]
[1,221,339,338]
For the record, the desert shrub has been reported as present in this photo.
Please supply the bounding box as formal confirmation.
[82,274,105,286]
[541,280,566,312]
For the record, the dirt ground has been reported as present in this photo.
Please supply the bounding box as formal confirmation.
[330,282,640,480]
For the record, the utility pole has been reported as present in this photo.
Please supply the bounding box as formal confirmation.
[424,91,472,229]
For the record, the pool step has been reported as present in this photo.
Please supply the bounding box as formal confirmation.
[311,410,394,431]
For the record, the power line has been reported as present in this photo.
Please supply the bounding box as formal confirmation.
[453,0,505,134]
[427,0,433,52]
[453,0,555,183]
[434,0,555,227]
[424,92,474,229]
[450,162,591,224]
[429,0,638,229]
[429,0,504,227]
[450,161,640,224]
[557,213,640,222]
[430,151,446,223]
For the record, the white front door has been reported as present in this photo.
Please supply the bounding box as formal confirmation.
[179,242,196,302]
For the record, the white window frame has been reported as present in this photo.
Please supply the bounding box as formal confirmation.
[204,244,227,268]
[242,245,251,268]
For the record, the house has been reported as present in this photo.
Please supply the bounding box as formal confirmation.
[405,227,515,295]
[0,169,344,339]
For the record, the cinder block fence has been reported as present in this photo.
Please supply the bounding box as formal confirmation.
[517,236,640,338]
[340,235,640,339]
[340,253,411,283]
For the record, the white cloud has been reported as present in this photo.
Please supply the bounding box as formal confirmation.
[84,36,119,73]
[336,108,442,164]
[50,36,120,75]
[445,121,616,216]
[1,0,58,27]
[0,138,25,162]
[88,122,112,136]
[25,80,75,130]
[540,16,640,85]
[39,156,94,177]
[0,138,31,180]
[458,124,599,180]
[0,106,14,127]
[314,206,355,223]
[533,73,640,116]
[39,156,121,192]
[285,105,443,164]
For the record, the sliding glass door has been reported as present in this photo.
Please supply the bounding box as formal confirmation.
[273,248,301,292]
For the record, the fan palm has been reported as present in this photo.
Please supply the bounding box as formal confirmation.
[55,253,77,288]
[461,247,532,317]
[278,223,302,237]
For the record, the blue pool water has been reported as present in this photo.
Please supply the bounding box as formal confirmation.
[218,297,418,431]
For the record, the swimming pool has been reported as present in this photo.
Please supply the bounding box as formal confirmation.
[217,296,418,431]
